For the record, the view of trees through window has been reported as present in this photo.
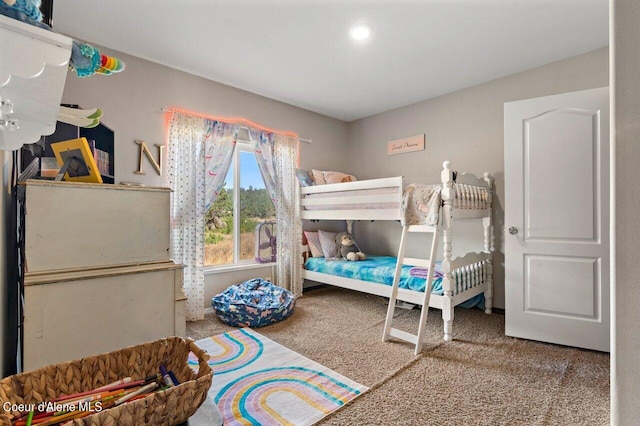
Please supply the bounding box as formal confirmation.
[204,149,275,266]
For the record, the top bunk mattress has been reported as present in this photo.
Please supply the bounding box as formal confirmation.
[299,177,404,221]
[300,176,491,224]
[302,186,400,211]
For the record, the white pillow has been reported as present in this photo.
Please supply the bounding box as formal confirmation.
[318,230,338,258]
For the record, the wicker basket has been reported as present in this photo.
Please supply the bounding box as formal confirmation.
[0,337,213,425]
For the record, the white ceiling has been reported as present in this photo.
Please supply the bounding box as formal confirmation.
[51,0,609,122]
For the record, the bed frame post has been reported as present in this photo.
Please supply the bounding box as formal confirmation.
[482,172,494,314]
[440,161,455,341]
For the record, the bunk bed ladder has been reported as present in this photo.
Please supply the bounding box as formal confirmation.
[382,224,440,355]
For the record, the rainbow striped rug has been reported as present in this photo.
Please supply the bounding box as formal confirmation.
[189,328,368,425]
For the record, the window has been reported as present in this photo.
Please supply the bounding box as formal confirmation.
[204,141,275,267]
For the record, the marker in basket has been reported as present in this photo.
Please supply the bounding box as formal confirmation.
[159,365,175,387]
[168,370,180,386]
[114,382,158,406]
[35,409,89,426]
[54,375,157,402]
[65,387,132,410]
[25,410,34,426]
[54,384,131,402]
[95,377,132,390]
[144,373,162,383]
[13,389,129,426]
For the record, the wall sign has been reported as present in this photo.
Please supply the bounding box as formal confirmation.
[134,140,164,175]
[386,134,425,155]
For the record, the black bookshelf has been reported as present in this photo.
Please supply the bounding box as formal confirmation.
[21,109,115,184]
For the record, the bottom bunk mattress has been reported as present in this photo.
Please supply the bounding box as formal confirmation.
[304,255,483,308]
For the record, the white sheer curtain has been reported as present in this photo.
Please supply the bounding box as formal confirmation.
[167,111,300,319]
[204,122,240,209]
[249,129,303,296]
[166,113,239,321]
[166,112,208,321]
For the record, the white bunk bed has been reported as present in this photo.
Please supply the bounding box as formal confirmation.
[300,161,494,351]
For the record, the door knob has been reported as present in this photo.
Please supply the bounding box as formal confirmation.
[508,227,518,235]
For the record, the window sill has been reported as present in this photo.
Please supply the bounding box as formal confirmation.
[204,262,276,276]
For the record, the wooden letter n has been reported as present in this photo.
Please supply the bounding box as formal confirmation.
[134,140,164,175]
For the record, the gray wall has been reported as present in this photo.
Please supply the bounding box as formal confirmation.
[61,47,348,186]
[61,47,349,306]
[347,47,609,309]
[612,0,639,423]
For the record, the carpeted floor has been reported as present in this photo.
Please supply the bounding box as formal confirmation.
[186,287,609,425]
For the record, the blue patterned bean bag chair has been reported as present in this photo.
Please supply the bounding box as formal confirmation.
[211,278,296,328]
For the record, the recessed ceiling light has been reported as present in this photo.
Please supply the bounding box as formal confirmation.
[350,24,372,41]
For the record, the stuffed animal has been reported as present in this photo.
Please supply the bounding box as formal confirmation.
[334,232,366,261]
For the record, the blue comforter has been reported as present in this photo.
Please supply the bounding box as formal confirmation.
[305,255,443,293]
[305,255,483,308]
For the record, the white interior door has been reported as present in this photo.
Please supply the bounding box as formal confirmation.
[504,87,609,352]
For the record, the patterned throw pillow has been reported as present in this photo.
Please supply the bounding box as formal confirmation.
[318,230,338,258]
[211,278,295,328]
[311,169,326,185]
[304,231,323,257]
[322,170,357,184]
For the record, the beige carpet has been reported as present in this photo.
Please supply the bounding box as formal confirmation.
[186,287,609,425]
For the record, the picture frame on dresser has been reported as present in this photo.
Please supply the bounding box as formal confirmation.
[21,105,115,184]
[51,137,103,183]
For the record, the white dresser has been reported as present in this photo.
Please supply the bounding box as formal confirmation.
[20,180,186,371]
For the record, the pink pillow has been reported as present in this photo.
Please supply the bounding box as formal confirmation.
[318,230,338,258]
[304,231,323,257]
[311,169,357,185]
[322,170,357,184]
